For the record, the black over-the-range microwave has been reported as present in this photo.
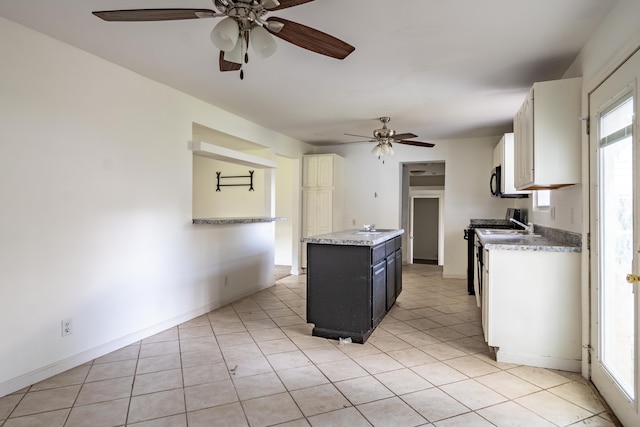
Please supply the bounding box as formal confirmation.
[490,165,528,198]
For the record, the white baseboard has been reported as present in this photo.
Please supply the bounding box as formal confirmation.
[0,284,269,398]
[497,350,581,372]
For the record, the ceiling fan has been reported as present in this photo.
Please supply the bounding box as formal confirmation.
[345,117,435,159]
[92,0,355,79]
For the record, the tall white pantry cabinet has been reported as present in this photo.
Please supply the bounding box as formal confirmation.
[301,154,344,267]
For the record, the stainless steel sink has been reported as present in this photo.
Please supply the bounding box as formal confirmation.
[479,229,525,234]
[479,229,541,238]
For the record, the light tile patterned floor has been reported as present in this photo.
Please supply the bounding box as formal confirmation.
[0,264,620,426]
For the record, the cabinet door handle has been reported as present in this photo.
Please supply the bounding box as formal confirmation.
[626,274,640,284]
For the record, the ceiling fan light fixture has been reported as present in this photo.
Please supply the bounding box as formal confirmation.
[264,20,285,33]
[250,26,277,59]
[262,0,281,9]
[211,17,240,52]
[371,144,383,157]
[223,37,246,64]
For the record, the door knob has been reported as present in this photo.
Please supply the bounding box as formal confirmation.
[626,274,640,283]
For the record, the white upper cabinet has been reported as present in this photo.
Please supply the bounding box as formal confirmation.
[301,154,344,267]
[495,133,530,196]
[492,139,503,169]
[303,154,337,188]
[514,77,582,190]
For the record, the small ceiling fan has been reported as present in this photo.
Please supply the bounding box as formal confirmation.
[345,117,435,159]
[92,0,355,79]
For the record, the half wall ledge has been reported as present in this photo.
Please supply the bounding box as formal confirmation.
[192,217,287,225]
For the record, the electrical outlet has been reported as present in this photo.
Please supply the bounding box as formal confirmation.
[61,318,72,337]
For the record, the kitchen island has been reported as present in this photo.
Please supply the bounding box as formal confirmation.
[303,229,404,343]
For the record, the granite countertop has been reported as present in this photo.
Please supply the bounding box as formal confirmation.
[302,229,404,246]
[193,217,286,225]
[476,228,581,253]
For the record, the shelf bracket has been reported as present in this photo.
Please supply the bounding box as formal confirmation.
[216,170,254,191]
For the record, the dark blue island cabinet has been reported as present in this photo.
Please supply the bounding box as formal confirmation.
[305,231,403,343]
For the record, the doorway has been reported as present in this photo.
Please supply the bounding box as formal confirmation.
[589,48,640,426]
[402,161,445,266]
[409,195,444,265]
[413,198,439,264]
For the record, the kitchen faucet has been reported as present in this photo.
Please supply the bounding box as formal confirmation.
[509,217,535,234]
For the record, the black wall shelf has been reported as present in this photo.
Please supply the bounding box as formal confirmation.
[216,170,254,191]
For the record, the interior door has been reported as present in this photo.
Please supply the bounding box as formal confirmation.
[589,48,640,426]
[408,194,444,266]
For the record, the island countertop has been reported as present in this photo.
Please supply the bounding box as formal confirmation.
[302,229,404,246]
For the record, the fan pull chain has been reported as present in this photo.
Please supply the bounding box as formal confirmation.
[239,32,249,80]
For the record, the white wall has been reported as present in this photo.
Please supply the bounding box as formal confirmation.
[317,136,517,278]
[565,0,640,88]
[0,17,311,396]
[275,156,296,266]
[527,0,640,236]
[564,0,640,378]
[514,185,583,233]
[193,156,268,218]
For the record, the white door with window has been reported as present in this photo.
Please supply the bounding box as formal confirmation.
[589,49,640,426]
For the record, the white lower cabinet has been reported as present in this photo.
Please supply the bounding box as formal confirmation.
[483,249,581,371]
[481,248,490,342]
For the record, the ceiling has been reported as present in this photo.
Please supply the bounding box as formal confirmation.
[0,0,617,147]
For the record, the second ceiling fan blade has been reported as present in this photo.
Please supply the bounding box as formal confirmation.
[345,133,373,139]
[268,0,316,11]
[396,140,436,148]
[393,133,418,140]
[266,17,355,59]
[93,9,217,21]
[219,51,242,72]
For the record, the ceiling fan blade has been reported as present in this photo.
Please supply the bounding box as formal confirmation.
[393,133,418,140]
[266,17,355,59]
[396,140,436,148]
[219,51,242,72]
[268,0,316,10]
[345,133,373,139]
[92,9,217,22]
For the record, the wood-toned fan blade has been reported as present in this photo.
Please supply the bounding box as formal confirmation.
[393,133,418,140]
[92,9,217,22]
[345,133,373,139]
[266,17,355,59]
[396,140,435,148]
[269,0,315,10]
[219,51,241,72]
